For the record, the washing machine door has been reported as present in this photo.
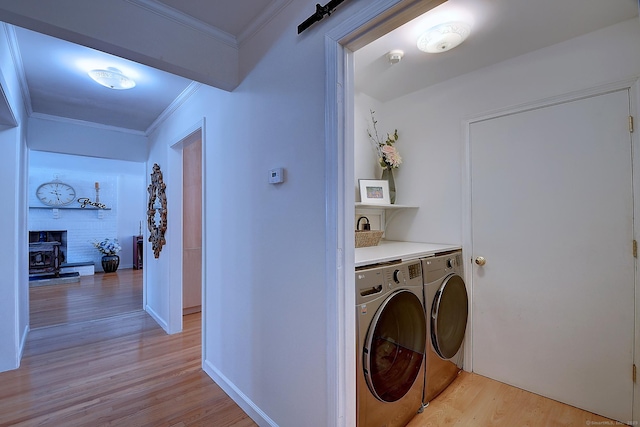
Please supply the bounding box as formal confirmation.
[431,274,468,360]
[363,289,426,403]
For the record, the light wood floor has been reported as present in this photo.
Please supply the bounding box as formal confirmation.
[408,371,617,427]
[29,269,144,329]
[9,269,620,426]
[0,269,256,427]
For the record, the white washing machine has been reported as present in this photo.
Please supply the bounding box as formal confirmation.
[421,250,468,405]
[356,260,426,427]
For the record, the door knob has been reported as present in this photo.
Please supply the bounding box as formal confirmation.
[475,256,486,266]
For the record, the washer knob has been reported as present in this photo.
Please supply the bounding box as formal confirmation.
[446,258,456,269]
[393,269,404,284]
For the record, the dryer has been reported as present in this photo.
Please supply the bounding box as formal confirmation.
[421,250,468,405]
[356,260,426,427]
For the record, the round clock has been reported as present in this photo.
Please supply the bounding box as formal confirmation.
[36,181,76,206]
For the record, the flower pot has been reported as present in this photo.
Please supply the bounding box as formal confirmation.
[101,254,120,273]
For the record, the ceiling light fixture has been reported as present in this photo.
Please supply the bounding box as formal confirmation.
[417,21,471,53]
[88,67,136,90]
[387,50,404,64]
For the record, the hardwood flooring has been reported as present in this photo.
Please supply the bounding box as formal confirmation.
[30,269,144,329]
[407,371,617,427]
[8,269,621,426]
[1,269,255,427]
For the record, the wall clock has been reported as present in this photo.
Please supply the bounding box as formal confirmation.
[36,181,77,206]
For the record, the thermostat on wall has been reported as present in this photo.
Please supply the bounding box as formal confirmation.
[269,168,284,184]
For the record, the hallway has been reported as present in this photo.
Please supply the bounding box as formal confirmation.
[0,270,255,426]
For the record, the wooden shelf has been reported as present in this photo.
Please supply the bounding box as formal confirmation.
[29,206,111,210]
[355,203,418,210]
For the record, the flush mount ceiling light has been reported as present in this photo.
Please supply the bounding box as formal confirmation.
[417,21,471,53]
[88,67,136,90]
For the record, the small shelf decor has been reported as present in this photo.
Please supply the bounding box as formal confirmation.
[367,110,402,204]
[93,238,121,273]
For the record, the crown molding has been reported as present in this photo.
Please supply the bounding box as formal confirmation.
[29,112,147,136]
[146,81,201,136]
[237,0,294,46]
[3,23,33,116]
[125,0,238,49]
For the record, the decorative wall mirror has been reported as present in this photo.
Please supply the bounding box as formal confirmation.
[147,163,167,258]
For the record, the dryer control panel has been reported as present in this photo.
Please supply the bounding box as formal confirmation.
[356,260,423,305]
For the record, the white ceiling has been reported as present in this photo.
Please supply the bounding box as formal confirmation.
[4,0,639,133]
[12,25,194,132]
[355,0,639,102]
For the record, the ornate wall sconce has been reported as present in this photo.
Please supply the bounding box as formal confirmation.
[147,163,167,258]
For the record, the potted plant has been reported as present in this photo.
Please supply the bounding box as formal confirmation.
[93,238,122,273]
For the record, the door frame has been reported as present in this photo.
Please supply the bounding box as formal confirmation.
[461,78,640,418]
[325,1,446,425]
[153,118,206,335]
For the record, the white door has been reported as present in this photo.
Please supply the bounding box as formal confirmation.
[470,89,634,422]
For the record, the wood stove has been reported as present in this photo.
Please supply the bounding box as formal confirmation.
[29,231,66,277]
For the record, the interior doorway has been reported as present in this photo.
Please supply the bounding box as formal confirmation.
[182,134,203,315]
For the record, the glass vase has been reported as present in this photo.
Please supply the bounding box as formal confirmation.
[381,166,396,204]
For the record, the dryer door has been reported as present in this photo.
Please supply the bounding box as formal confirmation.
[363,290,426,402]
[432,274,468,360]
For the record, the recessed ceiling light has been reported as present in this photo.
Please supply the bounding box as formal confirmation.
[417,22,471,53]
[88,67,136,90]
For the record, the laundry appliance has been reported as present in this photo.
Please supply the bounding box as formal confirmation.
[421,250,468,405]
[356,260,426,427]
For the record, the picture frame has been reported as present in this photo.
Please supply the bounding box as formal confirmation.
[359,179,391,205]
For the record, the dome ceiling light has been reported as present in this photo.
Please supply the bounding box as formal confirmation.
[88,67,136,90]
[417,21,471,53]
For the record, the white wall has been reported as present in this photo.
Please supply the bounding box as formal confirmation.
[143,1,379,424]
[0,23,28,373]
[354,92,382,201]
[355,18,640,246]
[29,151,145,269]
[28,116,148,162]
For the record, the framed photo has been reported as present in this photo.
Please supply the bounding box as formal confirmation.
[359,179,390,204]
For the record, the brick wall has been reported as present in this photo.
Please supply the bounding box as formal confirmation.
[29,153,146,270]
[29,174,118,267]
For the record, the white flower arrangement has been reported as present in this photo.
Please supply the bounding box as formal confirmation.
[93,238,121,255]
[367,110,402,169]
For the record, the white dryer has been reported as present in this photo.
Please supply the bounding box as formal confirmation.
[421,250,468,405]
[356,260,426,427]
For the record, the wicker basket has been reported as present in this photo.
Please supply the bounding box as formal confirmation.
[355,230,383,248]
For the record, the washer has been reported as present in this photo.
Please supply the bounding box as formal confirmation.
[421,250,468,405]
[356,260,426,427]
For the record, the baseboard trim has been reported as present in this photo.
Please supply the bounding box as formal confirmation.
[202,358,278,427]
[18,324,29,365]
[145,304,169,333]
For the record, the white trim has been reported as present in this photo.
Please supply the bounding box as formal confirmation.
[3,23,32,117]
[199,118,207,368]
[326,2,422,425]
[202,359,277,427]
[145,303,169,332]
[631,78,640,423]
[125,0,238,48]
[237,0,294,46]
[29,112,147,136]
[146,82,201,136]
